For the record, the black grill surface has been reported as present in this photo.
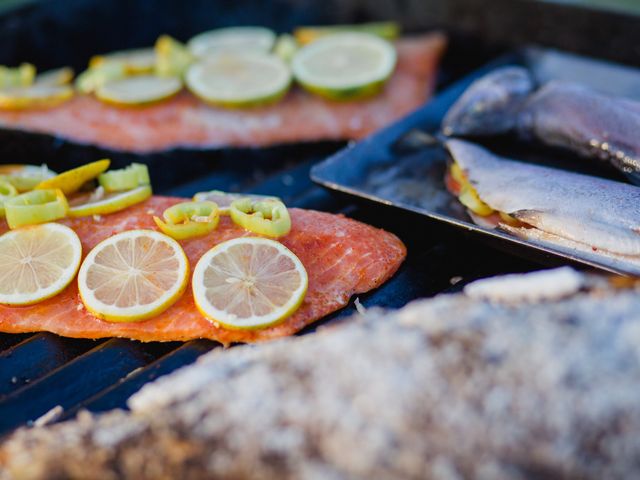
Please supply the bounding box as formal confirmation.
[0,0,627,440]
[0,153,541,437]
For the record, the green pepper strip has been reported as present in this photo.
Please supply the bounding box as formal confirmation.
[98,163,150,192]
[192,190,279,215]
[153,201,219,240]
[5,189,68,229]
[0,180,17,217]
[229,198,291,238]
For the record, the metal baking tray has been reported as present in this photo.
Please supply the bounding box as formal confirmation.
[311,47,640,276]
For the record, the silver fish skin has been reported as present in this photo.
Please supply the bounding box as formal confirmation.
[442,66,535,136]
[446,139,640,256]
[443,66,640,183]
[4,269,640,480]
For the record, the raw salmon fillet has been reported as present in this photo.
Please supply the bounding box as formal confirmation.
[0,197,406,343]
[0,33,446,153]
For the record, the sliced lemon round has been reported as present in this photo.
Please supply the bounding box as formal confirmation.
[192,237,308,330]
[35,67,74,86]
[89,48,156,74]
[188,27,276,58]
[0,84,73,110]
[192,190,278,214]
[185,53,291,107]
[75,62,127,94]
[95,75,182,106]
[291,32,396,100]
[36,159,110,196]
[0,164,57,192]
[0,223,82,306]
[78,229,189,322]
[68,185,152,217]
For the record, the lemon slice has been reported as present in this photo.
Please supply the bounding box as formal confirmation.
[95,75,182,106]
[185,53,291,107]
[89,48,156,74]
[78,229,189,322]
[192,237,308,330]
[291,32,396,100]
[0,84,74,110]
[68,185,152,217]
[75,62,127,94]
[36,67,74,86]
[0,223,82,306]
[0,164,57,192]
[192,190,278,214]
[188,27,276,58]
[37,159,110,195]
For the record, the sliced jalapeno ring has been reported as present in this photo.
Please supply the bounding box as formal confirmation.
[153,201,219,240]
[0,180,18,217]
[5,188,68,229]
[229,198,291,238]
[98,163,150,192]
[192,190,279,215]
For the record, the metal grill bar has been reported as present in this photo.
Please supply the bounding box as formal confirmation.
[0,333,32,352]
[0,334,98,397]
[0,120,548,438]
[0,339,178,434]
[58,340,217,421]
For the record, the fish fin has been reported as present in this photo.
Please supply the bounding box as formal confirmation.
[442,66,535,137]
[501,223,640,273]
[509,209,640,257]
[624,170,640,186]
[392,128,443,154]
[510,209,544,224]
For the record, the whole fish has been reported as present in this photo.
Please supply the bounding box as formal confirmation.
[4,268,640,479]
[445,139,640,270]
[442,66,640,184]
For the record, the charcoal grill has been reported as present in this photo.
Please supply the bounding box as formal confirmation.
[1,0,639,437]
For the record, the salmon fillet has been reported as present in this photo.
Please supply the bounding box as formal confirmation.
[0,33,446,153]
[0,197,406,343]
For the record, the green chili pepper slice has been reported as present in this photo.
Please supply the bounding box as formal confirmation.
[153,201,220,240]
[229,198,291,238]
[0,180,18,217]
[98,163,150,192]
[192,190,279,215]
[5,189,68,229]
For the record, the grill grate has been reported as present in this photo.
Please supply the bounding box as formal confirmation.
[0,152,541,436]
[0,0,588,441]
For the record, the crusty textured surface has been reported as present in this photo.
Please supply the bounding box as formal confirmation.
[0,34,446,153]
[2,271,640,479]
[0,196,406,343]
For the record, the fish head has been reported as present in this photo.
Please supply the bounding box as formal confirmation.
[442,66,535,137]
